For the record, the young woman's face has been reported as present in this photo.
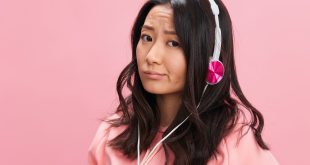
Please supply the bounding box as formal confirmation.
[136,4,187,95]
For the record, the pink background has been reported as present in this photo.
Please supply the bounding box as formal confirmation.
[0,0,309,164]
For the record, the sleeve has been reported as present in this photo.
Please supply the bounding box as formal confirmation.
[208,124,280,165]
[87,120,111,165]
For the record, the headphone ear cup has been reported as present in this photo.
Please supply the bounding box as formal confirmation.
[206,60,224,85]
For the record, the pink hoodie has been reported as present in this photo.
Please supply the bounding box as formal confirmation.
[88,113,279,165]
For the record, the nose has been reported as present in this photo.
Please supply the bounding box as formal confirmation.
[145,40,164,65]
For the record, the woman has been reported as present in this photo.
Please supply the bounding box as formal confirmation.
[88,0,279,164]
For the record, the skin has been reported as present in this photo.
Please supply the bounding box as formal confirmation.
[136,4,187,127]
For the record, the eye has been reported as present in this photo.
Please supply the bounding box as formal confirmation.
[168,40,180,47]
[141,34,152,42]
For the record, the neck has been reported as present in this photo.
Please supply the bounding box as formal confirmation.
[156,93,182,128]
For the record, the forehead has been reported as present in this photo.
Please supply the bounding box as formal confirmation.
[144,4,174,29]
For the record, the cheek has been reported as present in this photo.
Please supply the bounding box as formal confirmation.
[166,53,187,82]
[136,42,144,67]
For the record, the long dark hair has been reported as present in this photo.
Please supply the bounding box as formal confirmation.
[106,0,269,164]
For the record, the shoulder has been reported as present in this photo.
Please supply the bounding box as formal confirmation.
[208,110,279,165]
[88,112,126,165]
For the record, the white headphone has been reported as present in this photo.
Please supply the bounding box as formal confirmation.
[137,0,223,164]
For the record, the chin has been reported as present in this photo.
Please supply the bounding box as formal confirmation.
[143,85,168,95]
[142,84,181,95]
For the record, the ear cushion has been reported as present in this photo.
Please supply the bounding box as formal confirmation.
[206,60,224,85]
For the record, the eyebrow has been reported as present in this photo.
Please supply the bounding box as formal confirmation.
[141,25,177,35]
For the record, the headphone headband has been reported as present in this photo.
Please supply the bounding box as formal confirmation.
[209,0,222,61]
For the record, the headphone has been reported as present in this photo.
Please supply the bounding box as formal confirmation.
[137,0,224,164]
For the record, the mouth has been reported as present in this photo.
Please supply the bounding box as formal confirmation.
[143,71,166,80]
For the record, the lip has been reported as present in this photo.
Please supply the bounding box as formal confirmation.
[143,71,165,80]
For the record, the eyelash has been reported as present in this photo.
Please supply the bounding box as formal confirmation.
[141,34,152,42]
[140,34,180,47]
[169,40,180,47]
